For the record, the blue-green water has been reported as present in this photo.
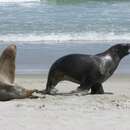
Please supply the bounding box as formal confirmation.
[0,0,130,74]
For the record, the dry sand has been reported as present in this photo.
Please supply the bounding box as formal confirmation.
[0,74,130,130]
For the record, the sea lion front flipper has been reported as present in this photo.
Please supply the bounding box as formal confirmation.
[91,83,104,94]
[0,44,16,84]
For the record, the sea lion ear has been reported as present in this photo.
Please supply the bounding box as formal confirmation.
[0,44,16,84]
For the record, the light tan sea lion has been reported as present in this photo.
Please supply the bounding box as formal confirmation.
[0,44,38,101]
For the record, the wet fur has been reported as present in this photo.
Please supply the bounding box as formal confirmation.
[44,44,130,95]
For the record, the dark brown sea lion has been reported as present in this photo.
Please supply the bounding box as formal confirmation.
[43,44,130,95]
[0,44,38,101]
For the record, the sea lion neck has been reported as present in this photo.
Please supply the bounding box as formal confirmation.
[96,48,122,68]
[96,47,121,64]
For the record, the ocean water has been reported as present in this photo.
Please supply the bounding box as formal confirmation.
[0,0,130,74]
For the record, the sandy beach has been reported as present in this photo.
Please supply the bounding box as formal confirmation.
[0,0,130,130]
[0,74,129,130]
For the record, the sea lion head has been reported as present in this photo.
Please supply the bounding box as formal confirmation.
[0,44,16,84]
[109,44,130,59]
[2,44,16,60]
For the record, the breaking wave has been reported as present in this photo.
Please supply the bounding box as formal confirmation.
[0,32,130,44]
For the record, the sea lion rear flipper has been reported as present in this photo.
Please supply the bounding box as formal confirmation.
[0,44,16,84]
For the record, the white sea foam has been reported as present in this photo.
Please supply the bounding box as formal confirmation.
[0,0,39,2]
[0,32,130,44]
[0,0,42,7]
